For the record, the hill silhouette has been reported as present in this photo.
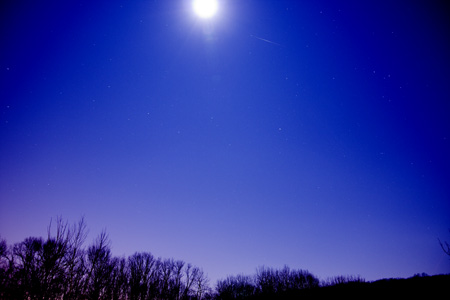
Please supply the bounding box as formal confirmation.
[268,274,450,299]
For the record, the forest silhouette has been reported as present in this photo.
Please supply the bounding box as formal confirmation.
[1,218,449,299]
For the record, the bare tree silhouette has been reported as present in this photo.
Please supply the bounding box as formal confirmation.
[216,274,256,300]
[439,229,450,257]
[84,231,114,300]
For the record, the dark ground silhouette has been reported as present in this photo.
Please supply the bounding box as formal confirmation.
[1,218,449,299]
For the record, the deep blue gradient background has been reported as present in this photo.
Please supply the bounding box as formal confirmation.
[1,0,449,283]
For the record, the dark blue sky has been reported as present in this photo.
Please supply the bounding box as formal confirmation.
[1,0,449,283]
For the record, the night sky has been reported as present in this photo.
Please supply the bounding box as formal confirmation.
[1,0,449,284]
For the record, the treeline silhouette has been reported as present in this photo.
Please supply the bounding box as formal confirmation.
[0,218,210,300]
[1,218,449,299]
[215,266,322,300]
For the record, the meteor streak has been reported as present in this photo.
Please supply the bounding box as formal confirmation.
[251,35,282,46]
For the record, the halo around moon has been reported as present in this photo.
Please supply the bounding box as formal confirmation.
[193,0,219,19]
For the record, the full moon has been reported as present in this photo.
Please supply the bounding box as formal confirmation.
[193,0,218,19]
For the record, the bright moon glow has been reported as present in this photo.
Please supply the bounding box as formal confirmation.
[193,0,218,19]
